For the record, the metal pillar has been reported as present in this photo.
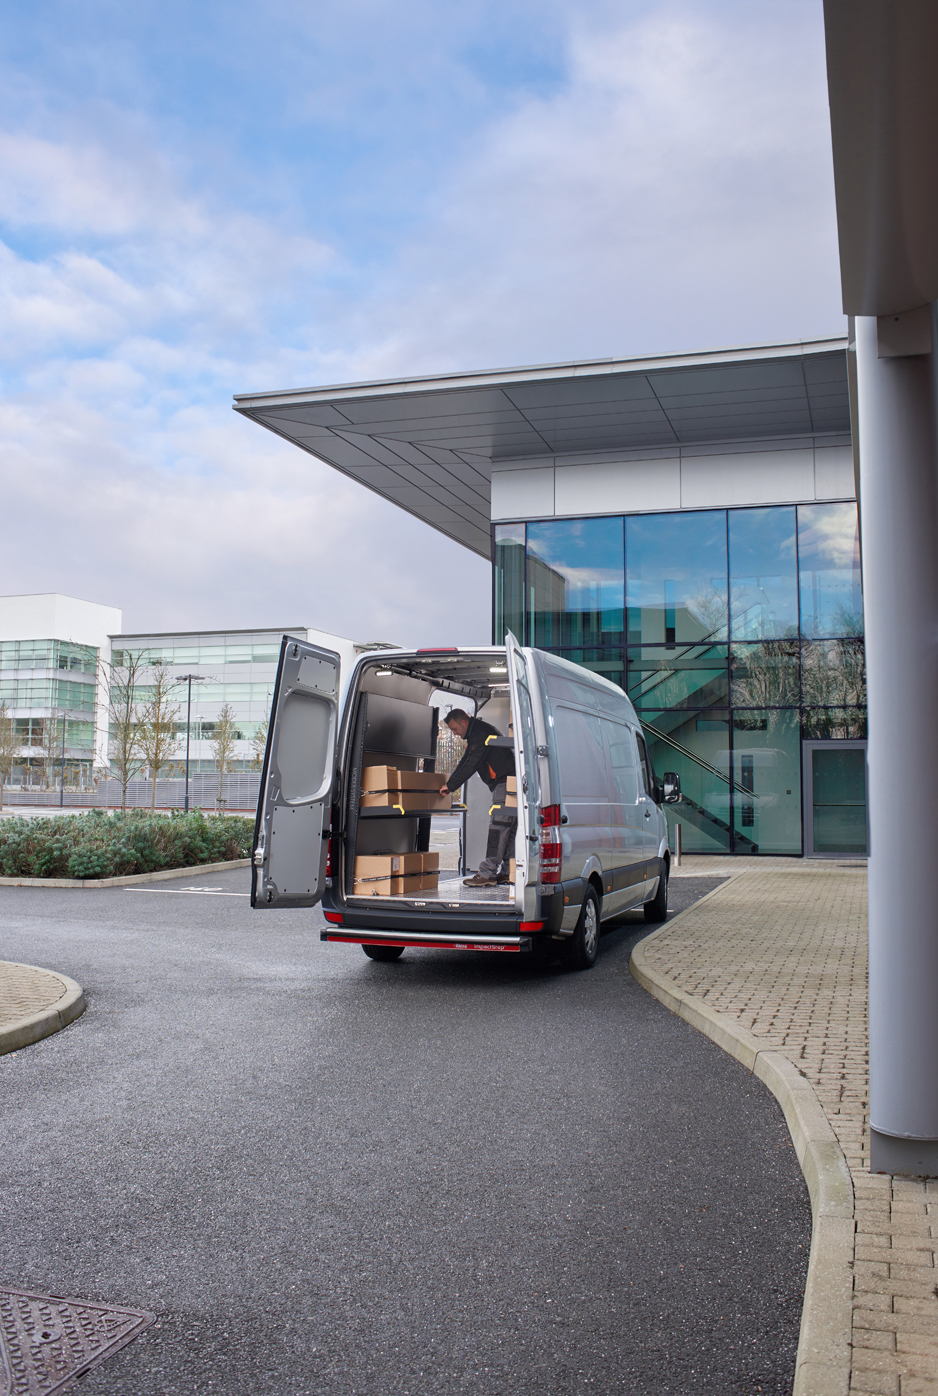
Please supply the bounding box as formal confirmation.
[856,309,938,1176]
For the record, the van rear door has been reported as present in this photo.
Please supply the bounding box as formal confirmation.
[251,636,341,909]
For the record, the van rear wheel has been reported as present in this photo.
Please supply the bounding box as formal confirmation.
[562,887,600,971]
[362,944,405,962]
[643,864,669,922]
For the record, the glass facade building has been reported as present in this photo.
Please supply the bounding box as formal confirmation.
[0,638,101,785]
[494,501,865,855]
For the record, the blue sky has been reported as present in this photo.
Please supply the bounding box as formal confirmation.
[0,0,843,643]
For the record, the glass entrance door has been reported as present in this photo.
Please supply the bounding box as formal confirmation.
[802,740,868,857]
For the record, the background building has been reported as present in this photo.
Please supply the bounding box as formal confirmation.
[0,602,396,804]
[109,625,396,776]
[0,593,120,786]
[235,336,865,857]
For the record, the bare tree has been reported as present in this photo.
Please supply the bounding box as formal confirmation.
[39,711,65,791]
[210,703,239,809]
[137,661,182,811]
[104,648,149,811]
[250,718,268,771]
[0,700,21,810]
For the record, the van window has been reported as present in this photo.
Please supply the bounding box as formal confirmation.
[514,678,539,804]
[542,663,598,709]
[552,705,608,798]
[634,731,655,797]
[602,718,639,805]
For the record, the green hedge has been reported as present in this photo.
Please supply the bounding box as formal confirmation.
[0,810,253,880]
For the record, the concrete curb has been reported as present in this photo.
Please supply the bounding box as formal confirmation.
[630,883,855,1396]
[0,963,87,1056]
[0,858,250,889]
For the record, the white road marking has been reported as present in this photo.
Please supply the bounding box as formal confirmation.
[123,887,249,896]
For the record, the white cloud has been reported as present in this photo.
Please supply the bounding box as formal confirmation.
[357,3,843,370]
[0,1,843,648]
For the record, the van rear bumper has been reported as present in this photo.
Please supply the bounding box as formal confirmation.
[322,928,533,953]
[322,904,539,940]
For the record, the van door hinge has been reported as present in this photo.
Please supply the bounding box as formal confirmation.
[536,745,549,757]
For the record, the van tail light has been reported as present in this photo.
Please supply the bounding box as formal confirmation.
[325,839,333,878]
[539,804,563,884]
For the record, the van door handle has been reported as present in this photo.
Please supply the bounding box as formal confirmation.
[644,809,651,818]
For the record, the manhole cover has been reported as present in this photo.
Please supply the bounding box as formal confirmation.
[0,1286,154,1395]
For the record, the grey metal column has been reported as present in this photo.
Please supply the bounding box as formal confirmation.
[855,309,938,1176]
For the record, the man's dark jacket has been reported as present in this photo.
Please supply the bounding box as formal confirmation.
[444,717,515,793]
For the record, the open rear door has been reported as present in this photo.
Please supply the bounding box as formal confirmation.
[504,630,538,859]
[251,636,341,909]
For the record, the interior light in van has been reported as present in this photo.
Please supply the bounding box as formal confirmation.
[489,665,508,674]
[375,668,392,676]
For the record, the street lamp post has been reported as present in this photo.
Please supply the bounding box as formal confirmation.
[59,710,67,808]
[175,674,206,814]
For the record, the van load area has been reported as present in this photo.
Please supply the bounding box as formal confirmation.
[339,650,521,911]
[253,632,677,969]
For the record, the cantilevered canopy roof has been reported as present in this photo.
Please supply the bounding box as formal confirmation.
[234,338,849,560]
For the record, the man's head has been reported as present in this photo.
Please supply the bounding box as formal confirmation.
[444,708,471,739]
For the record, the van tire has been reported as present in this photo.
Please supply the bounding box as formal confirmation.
[562,887,600,971]
[362,944,405,962]
[643,865,669,923]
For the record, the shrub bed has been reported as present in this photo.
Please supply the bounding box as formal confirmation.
[0,810,253,880]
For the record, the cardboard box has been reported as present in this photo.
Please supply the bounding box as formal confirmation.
[398,790,451,812]
[509,858,516,880]
[505,776,517,793]
[359,874,423,897]
[360,789,404,808]
[355,852,421,879]
[397,770,446,791]
[352,854,440,897]
[361,766,402,793]
[505,793,517,808]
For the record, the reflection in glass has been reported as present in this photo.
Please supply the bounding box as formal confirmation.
[802,708,867,740]
[494,523,526,644]
[527,518,624,647]
[801,639,866,707]
[732,711,801,854]
[798,502,863,637]
[642,709,731,853]
[626,511,727,645]
[728,506,798,639]
[730,641,800,707]
[627,646,728,710]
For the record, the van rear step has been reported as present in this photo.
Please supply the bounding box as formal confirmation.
[322,931,532,953]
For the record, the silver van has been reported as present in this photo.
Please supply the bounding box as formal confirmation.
[251,631,681,970]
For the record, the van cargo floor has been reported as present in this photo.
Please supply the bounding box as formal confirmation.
[347,871,514,909]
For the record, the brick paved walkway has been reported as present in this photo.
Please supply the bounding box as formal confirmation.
[640,861,937,1396]
[0,960,72,1029]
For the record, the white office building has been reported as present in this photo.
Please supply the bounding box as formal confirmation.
[0,593,121,782]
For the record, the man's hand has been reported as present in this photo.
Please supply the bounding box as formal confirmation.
[439,784,450,797]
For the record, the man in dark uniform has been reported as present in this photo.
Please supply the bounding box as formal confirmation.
[438,708,516,887]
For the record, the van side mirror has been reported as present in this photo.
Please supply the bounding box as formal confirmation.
[662,772,681,804]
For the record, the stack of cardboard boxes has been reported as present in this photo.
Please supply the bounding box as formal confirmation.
[353,851,441,897]
[359,766,453,812]
[354,763,448,897]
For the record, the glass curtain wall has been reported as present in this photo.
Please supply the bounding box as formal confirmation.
[493,500,865,854]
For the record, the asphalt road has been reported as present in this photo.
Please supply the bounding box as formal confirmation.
[0,872,810,1395]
